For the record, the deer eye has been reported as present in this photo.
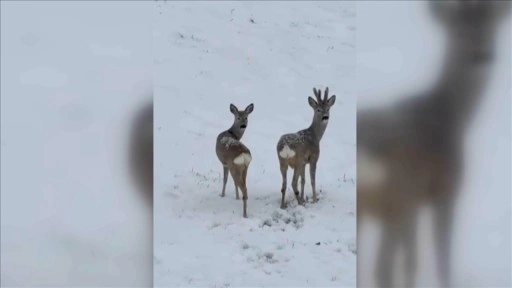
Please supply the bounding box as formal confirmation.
[316,109,321,112]
[237,117,241,120]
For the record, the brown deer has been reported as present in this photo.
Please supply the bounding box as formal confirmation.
[216,103,254,218]
[129,101,153,207]
[276,87,335,208]
[357,1,511,287]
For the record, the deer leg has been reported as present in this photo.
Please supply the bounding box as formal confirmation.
[429,166,459,288]
[220,166,228,197]
[279,160,288,209]
[310,161,318,202]
[300,165,306,201]
[240,167,249,218]
[234,184,240,200]
[241,186,248,218]
[403,213,418,288]
[433,196,455,288]
[376,220,399,288]
[242,165,248,185]
[230,170,240,200]
[291,168,304,205]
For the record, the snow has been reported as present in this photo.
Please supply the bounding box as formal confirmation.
[1,1,507,287]
[154,2,356,287]
[1,2,152,286]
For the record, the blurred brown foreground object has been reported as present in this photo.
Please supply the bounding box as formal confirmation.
[129,101,153,207]
[357,1,511,287]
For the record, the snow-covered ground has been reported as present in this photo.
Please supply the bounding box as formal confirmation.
[1,2,152,286]
[154,2,356,287]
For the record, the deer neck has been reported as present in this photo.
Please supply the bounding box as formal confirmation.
[308,117,328,143]
[227,124,244,140]
[432,37,496,132]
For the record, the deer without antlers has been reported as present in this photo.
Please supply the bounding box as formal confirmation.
[276,87,336,208]
[215,103,254,218]
[129,101,153,207]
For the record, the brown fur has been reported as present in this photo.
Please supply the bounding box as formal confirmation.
[215,103,254,218]
[357,1,510,287]
[216,134,251,218]
[276,87,335,208]
[129,101,153,207]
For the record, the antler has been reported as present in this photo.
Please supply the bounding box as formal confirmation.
[324,87,329,102]
[313,87,322,103]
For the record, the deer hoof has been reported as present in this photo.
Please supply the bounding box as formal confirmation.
[280,203,287,209]
[220,193,225,197]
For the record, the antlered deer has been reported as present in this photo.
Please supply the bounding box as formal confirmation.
[277,87,336,208]
[357,1,511,287]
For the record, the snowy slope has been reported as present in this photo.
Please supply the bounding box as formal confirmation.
[154,2,356,287]
[1,2,152,286]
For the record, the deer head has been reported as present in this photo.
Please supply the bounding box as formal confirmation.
[229,103,254,131]
[429,0,511,63]
[308,87,336,124]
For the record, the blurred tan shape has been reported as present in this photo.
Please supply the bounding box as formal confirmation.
[129,100,153,207]
[357,1,510,287]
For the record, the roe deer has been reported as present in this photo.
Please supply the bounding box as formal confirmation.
[216,103,254,218]
[357,1,511,287]
[129,101,153,207]
[277,87,336,208]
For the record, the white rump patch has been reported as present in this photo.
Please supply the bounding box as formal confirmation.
[279,145,296,159]
[357,149,388,189]
[233,153,252,166]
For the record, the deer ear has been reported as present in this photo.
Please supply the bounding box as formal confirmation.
[245,103,254,114]
[230,104,238,114]
[495,0,512,19]
[327,95,336,107]
[429,0,461,23]
[308,97,318,108]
